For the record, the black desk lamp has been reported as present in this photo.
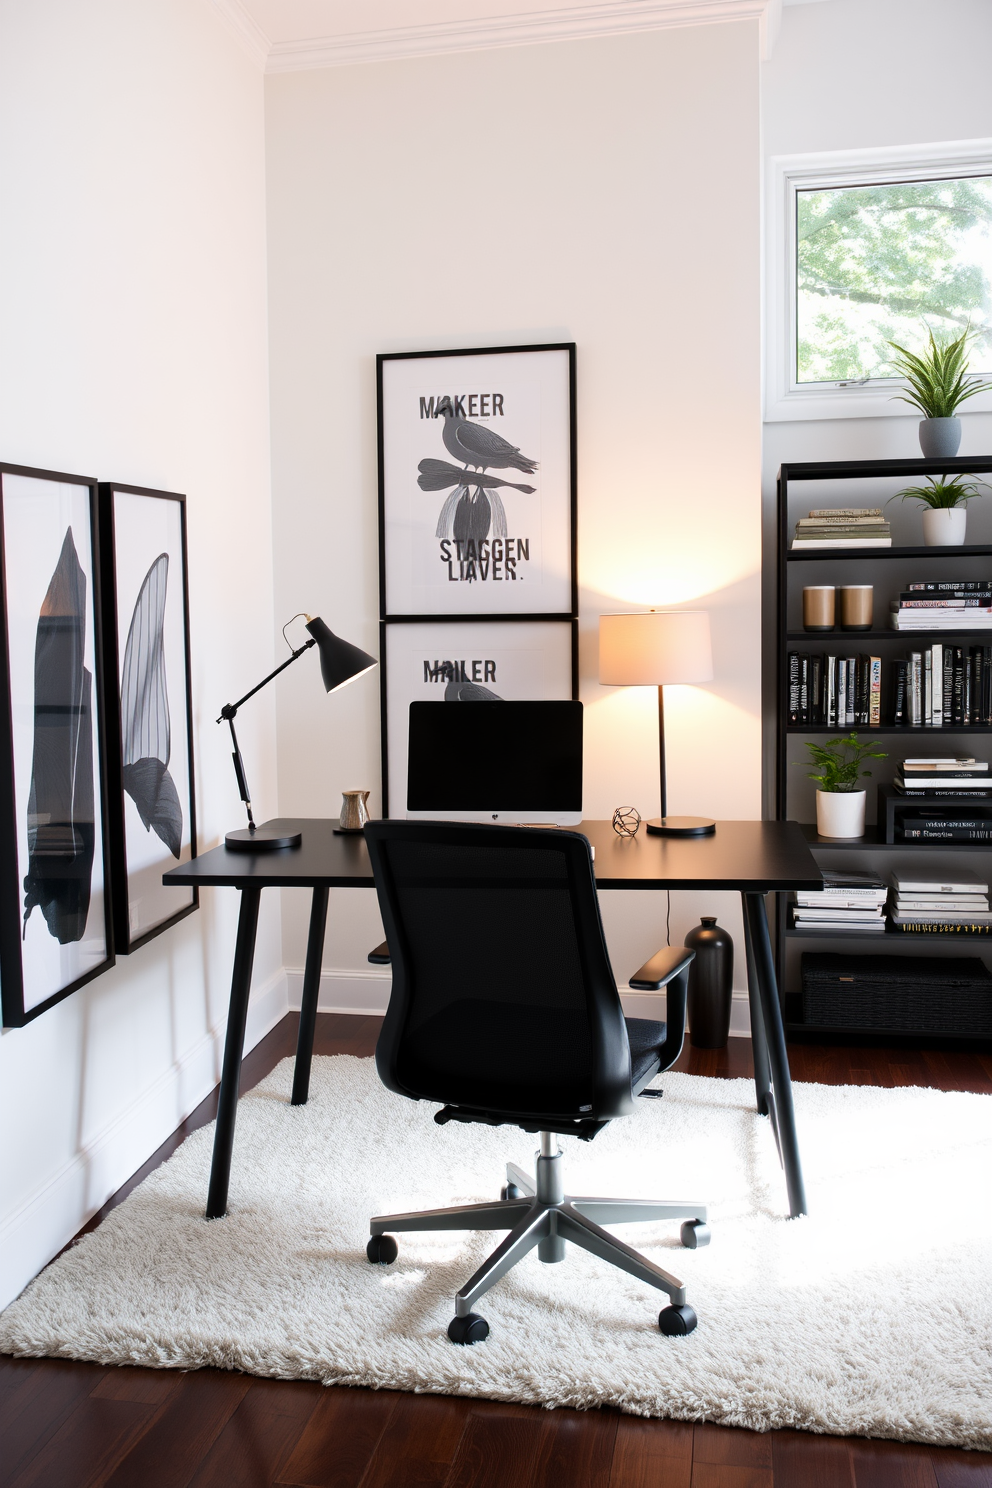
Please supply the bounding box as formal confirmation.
[219,613,376,852]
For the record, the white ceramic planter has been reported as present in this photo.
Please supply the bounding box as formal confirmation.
[816,790,866,839]
[922,506,967,546]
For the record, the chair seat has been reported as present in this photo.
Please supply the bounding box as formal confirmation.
[624,1016,668,1094]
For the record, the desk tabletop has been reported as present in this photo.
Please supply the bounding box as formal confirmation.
[164,818,822,892]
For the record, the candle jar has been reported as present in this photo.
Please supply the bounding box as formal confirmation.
[839,585,873,631]
[803,586,836,632]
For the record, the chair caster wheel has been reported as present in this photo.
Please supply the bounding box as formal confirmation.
[448,1313,489,1345]
[680,1220,710,1249]
[366,1234,398,1264]
[659,1304,697,1336]
[501,1184,524,1200]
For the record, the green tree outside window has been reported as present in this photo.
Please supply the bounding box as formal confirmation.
[796,176,992,384]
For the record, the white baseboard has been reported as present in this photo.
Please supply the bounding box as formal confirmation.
[0,967,289,1311]
[286,967,753,1036]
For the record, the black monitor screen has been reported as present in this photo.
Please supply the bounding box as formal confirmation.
[407,701,583,811]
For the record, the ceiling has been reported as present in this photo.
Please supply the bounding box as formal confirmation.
[212,0,817,72]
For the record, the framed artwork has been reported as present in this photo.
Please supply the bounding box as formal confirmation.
[378,344,576,619]
[98,484,197,953]
[0,464,114,1027]
[381,617,577,815]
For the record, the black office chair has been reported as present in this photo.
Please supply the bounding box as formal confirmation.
[362,820,709,1344]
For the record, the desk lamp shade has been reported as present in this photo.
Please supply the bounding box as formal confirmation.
[307,617,377,693]
[221,615,377,852]
[599,610,715,837]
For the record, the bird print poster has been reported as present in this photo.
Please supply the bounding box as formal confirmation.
[378,345,575,616]
[382,620,574,816]
[0,470,112,1024]
[106,487,195,950]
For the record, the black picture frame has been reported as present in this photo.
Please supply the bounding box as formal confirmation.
[379,615,578,816]
[377,343,577,620]
[98,483,198,954]
[0,463,115,1027]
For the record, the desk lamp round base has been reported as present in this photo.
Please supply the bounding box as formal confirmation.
[225,826,302,852]
[646,816,716,838]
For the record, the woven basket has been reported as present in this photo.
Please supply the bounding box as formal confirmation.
[801,952,992,1035]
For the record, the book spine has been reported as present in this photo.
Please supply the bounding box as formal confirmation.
[897,597,992,607]
[869,656,881,726]
[953,648,964,725]
[891,922,992,934]
[827,655,837,727]
[909,653,922,726]
[932,643,943,727]
[943,651,954,724]
[899,828,992,841]
[893,659,907,726]
[799,653,809,727]
[924,649,932,727]
[965,649,974,725]
[907,581,992,592]
[788,652,799,726]
[810,654,823,726]
[847,658,856,727]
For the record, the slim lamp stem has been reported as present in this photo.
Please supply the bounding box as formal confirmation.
[226,714,257,833]
[658,684,668,823]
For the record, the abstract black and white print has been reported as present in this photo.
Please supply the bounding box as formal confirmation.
[379,346,574,617]
[120,554,182,859]
[0,471,110,1021]
[109,489,193,946]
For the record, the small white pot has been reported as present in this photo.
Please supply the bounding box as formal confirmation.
[816,790,866,839]
[922,506,967,546]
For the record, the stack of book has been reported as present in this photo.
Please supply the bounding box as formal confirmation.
[787,652,881,726]
[888,872,992,934]
[889,646,992,725]
[891,580,992,632]
[893,757,991,799]
[792,870,888,934]
[791,508,891,549]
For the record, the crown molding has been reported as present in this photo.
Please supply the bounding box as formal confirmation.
[264,0,773,74]
[208,0,270,69]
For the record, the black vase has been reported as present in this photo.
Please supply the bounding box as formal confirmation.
[684,916,734,1049]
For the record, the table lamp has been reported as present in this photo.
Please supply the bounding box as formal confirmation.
[219,613,377,852]
[599,609,715,837]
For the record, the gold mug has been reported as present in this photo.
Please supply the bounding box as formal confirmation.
[339,790,371,832]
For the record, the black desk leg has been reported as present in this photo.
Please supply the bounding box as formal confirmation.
[741,907,772,1117]
[291,885,329,1106]
[205,886,262,1221]
[742,892,808,1219]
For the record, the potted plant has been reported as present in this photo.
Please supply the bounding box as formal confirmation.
[800,732,887,839]
[890,473,988,547]
[887,326,992,458]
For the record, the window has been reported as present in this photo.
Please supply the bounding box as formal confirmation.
[766,142,992,420]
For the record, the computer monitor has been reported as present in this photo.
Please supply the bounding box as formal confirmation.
[406,700,583,825]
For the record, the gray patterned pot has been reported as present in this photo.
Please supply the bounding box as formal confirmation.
[919,417,962,458]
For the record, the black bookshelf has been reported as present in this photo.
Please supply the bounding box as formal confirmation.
[775,456,992,1043]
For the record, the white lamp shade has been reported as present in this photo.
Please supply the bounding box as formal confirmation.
[599,610,713,687]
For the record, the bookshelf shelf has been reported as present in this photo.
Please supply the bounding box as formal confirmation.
[787,542,992,563]
[786,630,992,642]
[787,723,991,734]
[775,456,992,1045]
[799,824,992,851]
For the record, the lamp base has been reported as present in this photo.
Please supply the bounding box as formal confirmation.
[225,826,302,852]
[646,816,716,838]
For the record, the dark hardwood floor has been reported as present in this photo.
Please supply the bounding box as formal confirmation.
[3,1013,991,1488]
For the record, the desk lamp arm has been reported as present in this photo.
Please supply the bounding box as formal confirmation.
[217,637,315,835]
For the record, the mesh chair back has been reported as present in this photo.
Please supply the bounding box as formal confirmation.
[364,822,634,1121]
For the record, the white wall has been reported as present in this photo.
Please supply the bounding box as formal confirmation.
[264,22,763,1018]
[0,0,282,1309]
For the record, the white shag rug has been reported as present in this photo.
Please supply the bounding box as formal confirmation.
[2,1055,991,1449]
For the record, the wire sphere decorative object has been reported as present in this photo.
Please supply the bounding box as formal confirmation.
[612,806,641,838]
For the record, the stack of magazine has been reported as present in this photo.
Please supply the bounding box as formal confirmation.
[893,760,992,842]
[792,870,888,934]
[888,873,992,935]
[890,580,992,632]
[791,508,891,549]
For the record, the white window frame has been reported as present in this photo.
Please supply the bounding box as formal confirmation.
[764,138,992,422]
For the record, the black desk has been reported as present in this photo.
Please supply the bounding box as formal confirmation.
[165,818,821,1221]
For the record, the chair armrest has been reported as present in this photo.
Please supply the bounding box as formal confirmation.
[629,945,694,990]
[368,940,391,965]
